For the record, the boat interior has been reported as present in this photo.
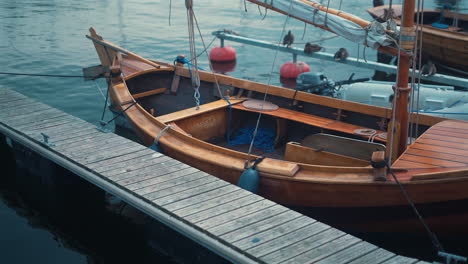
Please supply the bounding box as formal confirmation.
[417,9,467,32]
[123,69,422,168]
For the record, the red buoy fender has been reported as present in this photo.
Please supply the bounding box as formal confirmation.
[280,61,310,79]
[209,46,237,62]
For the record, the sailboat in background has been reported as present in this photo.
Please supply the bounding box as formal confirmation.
[368,4,468,73]
[87,0,468,233]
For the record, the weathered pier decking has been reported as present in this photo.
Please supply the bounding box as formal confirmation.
[0,88,426,264]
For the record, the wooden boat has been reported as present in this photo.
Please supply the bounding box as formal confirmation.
[368,4,468,73]
[87,1,468,234]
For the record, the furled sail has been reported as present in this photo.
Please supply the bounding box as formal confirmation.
[248,0,396,49]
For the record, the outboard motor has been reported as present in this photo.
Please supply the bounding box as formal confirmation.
[296,72,336,96]
[296,72,370,97]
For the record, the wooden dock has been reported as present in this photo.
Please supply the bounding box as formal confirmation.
[0,88,426,264]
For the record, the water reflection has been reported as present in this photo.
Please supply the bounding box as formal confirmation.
[0,138,173,264]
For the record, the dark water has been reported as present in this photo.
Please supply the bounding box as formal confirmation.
[1,0,467,263]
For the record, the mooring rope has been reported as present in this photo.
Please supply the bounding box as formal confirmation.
[99,101,137,128]
[386,163,445,253]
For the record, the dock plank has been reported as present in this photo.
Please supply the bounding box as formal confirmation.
[126,167,206,193]
[65,137,141,160]
[79,145,146,165]
[110,159,189,182]
[1,103,52,117]
[284,234,361,264]
[347,248,396,264]
[0,98,45,111]
[143,173,218,201]
[88,148,159,172]
[163,184,240,211]
[14,115,77,132]
[155,180,230,206]
[174,189,250,217]
[54,133,113,151]
[380,255,420,264]
[49,129,109,146]
[258,228,344,263]
[125,163,202,191]
[4,110,70,127]
[210,205,292,238]
[117,165,197,187]
[2,109,61,127]
[196,199,277,230]
[102,155,174,177]
[187,194,263,224]
[233,215,315,251]
[314,241,377,264]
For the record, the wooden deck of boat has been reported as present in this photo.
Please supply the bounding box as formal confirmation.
[0,89,427,264]
[394,120,468,169]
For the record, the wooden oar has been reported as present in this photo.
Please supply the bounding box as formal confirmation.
[86,27,160,69]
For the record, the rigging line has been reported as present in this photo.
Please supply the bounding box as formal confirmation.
[356,43,360,62]
[191,11,224,99]
[168,0,172,26]
[414,0,425,140]
[189,36,217,62]
[338,0,343,10]
[100,81,110,121]
[302,23,307,40]
[386,164,445,253]
[257,4,263,16]
[388,11,404,163]
[261,5,268,20]
[408,0,422,141]
[246,0,294,160]
[93,80,108,103]
[186,2,201,109]
[324,0,331,27]
[243,0,248,12]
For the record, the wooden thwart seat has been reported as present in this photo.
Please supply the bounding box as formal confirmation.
[156,99,245,124]
[231,103,386,142]
[284,142,369,167]
[132,88,167,99]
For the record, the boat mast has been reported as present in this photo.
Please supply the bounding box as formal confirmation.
[392,0,416,157]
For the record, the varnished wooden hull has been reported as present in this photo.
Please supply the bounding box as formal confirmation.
[116,110,468,233]
[108,77,468,207]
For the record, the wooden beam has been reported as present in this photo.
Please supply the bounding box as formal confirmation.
[132,88,167,99]
[156,99,245,124]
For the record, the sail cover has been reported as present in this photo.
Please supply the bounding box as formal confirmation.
[254,0,396,49]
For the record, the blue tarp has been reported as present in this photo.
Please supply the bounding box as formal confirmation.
[229,127,275,152]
